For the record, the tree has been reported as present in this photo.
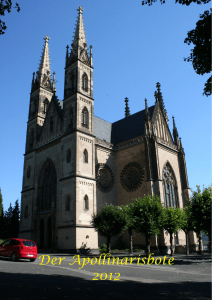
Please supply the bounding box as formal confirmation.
[180,205,194,255]
[11,199,20,237]
[0,0,20,35]
[190,186,212,254]
[131,195,164,256]
[141,0,211,97]
[163,207,182,256]
[119,203,136,255]
[91,204,127,253]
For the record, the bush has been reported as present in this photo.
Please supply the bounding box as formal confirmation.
[99,243,107,252]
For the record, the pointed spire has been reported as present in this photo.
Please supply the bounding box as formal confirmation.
[90,45,93,67]
[38,35,51,79]
[65,45,69,67]
[52,72,56,91]
[72,6,87,58]
[145,98,150,120]
[155,82,169,125]
[33,35,55,92]
[125,97,130,118]
[172,116,179,146]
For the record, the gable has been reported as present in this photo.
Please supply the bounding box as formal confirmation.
[39,97,63,142]
[151,105,173,144]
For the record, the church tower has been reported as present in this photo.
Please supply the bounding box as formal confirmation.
[27,35,56,152]
[59,6,97,251]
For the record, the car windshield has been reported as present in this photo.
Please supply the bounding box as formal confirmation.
[22,241,36,247]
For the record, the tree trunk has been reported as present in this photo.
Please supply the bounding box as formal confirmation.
[170,232,174,256]
[198,233,202,255]
[129,228,133,255]
[186,230,189,256]
[145,234,151,256]
[107,236,111,254]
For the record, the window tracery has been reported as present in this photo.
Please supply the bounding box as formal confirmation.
[65,196,70,211]
[82,73,88,91]
[66,149,71,163]
[84,195,89,210]
[24,205,28,218]
[81,107,88,128]
[27,166,31,179]
[162,163,178,208]
[83,149,88,163]
[38,160,57,211]
[29,129,34,148]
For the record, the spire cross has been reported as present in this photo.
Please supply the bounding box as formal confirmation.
[156,82,161,92]
[66,45,69,50]
[77,6,84,14]
[44,35,50,43]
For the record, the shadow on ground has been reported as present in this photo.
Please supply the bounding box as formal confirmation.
[0,268,210,300]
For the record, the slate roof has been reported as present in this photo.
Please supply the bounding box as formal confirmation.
[94,105,155,145]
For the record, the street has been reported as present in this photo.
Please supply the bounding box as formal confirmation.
[0,253,211,299]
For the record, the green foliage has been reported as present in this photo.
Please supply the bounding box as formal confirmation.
[141,0,211,97]
[142,0,209,6]
[180,204,194,233]
[1,200,20,238]
[99,243,107,252]
[184,9,211,96]
[190,186,212,236]
[91,204,127,239]
[0,1,20,35]
[163,207,183,234]
[131,195,164,236]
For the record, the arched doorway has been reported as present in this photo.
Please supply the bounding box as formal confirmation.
[48,217,52,249]
[40,219,44,249]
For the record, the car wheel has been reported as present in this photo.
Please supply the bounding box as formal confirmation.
[11,252,17,262]
[30,258,36,262]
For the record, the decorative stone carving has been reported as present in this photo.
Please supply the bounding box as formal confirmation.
[120,162,144,192]
[96,163,114,193]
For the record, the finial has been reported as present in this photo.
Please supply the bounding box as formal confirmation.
[145,98,148,109]
[125,97,130,118]
[44,35,50,43]
[77,5,84,15]
[172,116,176,128]
[156,82,161,92]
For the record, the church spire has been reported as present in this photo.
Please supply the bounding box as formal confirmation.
[32,35,55,92]
[172,116,179,147]
[125,97,130,118]
[156,82,169,125]
[66,6,92,67]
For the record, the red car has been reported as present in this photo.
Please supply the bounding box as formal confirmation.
[0,238,37,262]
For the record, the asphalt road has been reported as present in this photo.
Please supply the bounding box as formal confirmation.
[0,253,211,300]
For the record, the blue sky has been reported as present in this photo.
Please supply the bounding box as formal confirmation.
[0,0,211,212]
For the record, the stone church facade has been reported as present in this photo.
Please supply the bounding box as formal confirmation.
[19,6,196,253]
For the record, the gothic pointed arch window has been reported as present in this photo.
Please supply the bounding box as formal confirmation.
[24,205,28,218]
[43,99,49,114]
[82,73,88,91]
[29,129,34,148]
[69,108,73,128]
[66,149,71,163]
[81,107,88,128]
[162,162,178,208]
[27,166,31,179]
[65,195,70,211]
[83,149,88,163]
[84,195,89,210]
[38,160,57,212]
[70,73,75,92]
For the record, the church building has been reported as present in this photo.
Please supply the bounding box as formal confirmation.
[19,6,196,253]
